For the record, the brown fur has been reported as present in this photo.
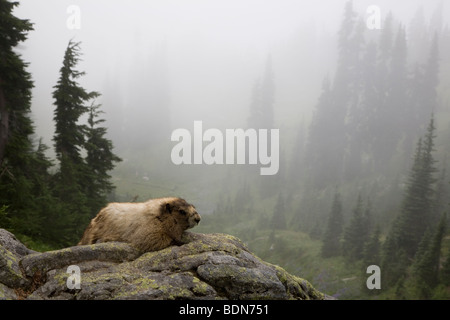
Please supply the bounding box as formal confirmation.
[78,197,201,252]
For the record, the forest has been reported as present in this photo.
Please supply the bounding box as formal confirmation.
[1,0,450,299]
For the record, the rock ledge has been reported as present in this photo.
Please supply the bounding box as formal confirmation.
[0,229,325,300]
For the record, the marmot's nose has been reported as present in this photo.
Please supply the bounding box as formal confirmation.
[195,217,200,224]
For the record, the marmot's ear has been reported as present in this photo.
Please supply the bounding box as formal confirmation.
[165,203,173,214]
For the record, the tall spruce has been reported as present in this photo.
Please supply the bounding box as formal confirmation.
[0,0,47,237]
[248,55,275,130]
[51,41,100,244]
[397,116,437,258]
[321,190,344,258]
[406,34,440,157]
[362,226,381,267]
[306,1,363,187]
[411,214,446,298]
[84,103,122,215]
[0,0,33,165]
[270,193,287,230]
[382,116,438,285]
[441,248,450,286]
[342,194,368,261]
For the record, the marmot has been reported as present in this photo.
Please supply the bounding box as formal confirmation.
[78,197,201,252]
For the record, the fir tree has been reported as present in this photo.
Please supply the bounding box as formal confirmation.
[396,116,437,258]
[247,55,275,130]
[411,214,446,299]
[406,34,440,154]
[362,226,381,267]
[382,116,438,286]
[342,194,367,261]
[271,193,286,230]
[84,103,122,218]
[321,190,343,258]
[306,1,363,187]
[372,24,408,172]
[0,0,51,238]
[51,40,100,245]
[0,0,34,164]
[441,249,450,286]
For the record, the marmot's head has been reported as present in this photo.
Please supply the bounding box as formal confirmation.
[163,198,201,230]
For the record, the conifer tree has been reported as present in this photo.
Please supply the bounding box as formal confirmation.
[396,116,437,258]
[411,214,446,299]
[0,0,34,165]
[0,0,50,237]
[372,25,408,171]
[342,194,367,261]
[51,40,100,244]
[306,1,363,187]
[321,190,343,258]
[247,55,275,130]
[382,116,438,286]
[441,249,450,286]
[406,34,440,154]
[362,226,381,267]
[84,103,122,216]
[271,193,286,230]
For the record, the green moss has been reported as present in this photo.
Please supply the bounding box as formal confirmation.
[271,263,324,300]
[191,276,210,295]
[0,247,25,285]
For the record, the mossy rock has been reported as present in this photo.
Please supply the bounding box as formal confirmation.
[0,229,326,300]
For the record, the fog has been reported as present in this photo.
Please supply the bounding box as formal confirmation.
[12,0,450,207]
[7,0,450,299]
[14,0,448,147]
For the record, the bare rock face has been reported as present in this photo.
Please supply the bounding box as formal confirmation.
[0,229,325,300]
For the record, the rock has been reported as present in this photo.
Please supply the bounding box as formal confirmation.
[0,229,32,289]
[0,228,326,300]
[0,229,36,257]
[20,242,141,278]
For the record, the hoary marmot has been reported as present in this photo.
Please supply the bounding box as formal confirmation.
[78,197,201,252]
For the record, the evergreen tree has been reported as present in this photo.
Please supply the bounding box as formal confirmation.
[396,116,437,258]
[441,249,450,286]
[342,194,367,261]
[247,55,275,130]
[51,40,100,245]
[381,231,409,289]
[0,1,51,238]
[321,190,343,258]
[305,77,338,187]
[271,193,286,230]
[411,214,446,299]
[382,116,438,286]
[0,0,34,164]
[406,34,440,155]
[84,103,122,218]
[306,1,363,187]
[344,40,376,179]
[362,226,381,267]
[372,25,408,172]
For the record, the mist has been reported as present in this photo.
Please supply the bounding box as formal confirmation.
[15,0,446,145]
[6,0,450,299]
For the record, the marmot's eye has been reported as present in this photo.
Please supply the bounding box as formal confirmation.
[179,210,187,215]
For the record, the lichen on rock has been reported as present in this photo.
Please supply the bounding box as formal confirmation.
[0,228,326,300]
